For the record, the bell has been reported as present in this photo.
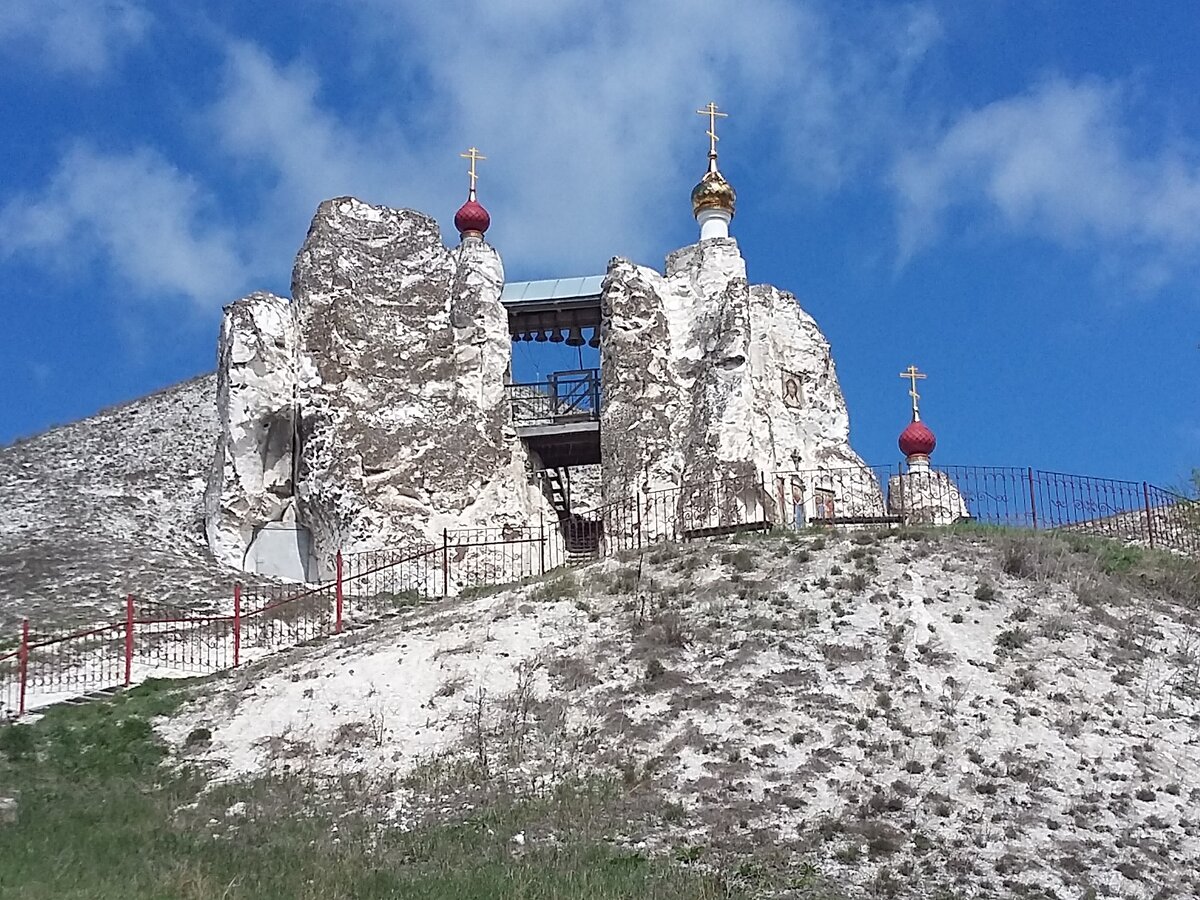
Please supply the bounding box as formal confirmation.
[565,325,585,347]
[588,328,601,348]
[549,328,565,343]
[534,330,548,342]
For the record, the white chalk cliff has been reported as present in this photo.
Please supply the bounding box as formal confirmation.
[600,237,880,532]
[205,199,554,578]
[206,202,881,577]
[204,293,298,571]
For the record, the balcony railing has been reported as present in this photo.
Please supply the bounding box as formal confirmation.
[507,369,601,426]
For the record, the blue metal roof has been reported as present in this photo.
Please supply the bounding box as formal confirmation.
[500,275,605,303]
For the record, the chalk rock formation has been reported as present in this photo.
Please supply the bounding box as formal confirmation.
[600,237,879,530]
[887,470,969,526]
[290,198,550,568]
[204,293,297,570]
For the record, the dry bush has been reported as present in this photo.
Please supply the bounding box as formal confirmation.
[996,627,1031,652]
[1039,613,1074,640]
[1001,536,1067,580]
[1073,574,1132,611]
[530,571,580,602]
[720,547,757,573]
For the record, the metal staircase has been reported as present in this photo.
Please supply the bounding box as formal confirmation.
[537,468,602,559]
[542,468,571,519]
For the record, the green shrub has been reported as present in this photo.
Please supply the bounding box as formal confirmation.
[0,723,35,761]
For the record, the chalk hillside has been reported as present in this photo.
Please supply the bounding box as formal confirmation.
[0,375,230,633]
[162,527,1200,899]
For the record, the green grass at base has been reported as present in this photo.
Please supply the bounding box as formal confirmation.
[0,681,730,900]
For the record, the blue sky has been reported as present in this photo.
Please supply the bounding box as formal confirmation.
[1,1,1197,487]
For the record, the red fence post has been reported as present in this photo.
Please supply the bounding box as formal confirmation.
[124,594,134,686]
[1027,468,1038,530]
[1142,482,1155,549]
[233,583,242,668]
[17,619,29,717]
[335,550,344,634]
[441,529,449,597]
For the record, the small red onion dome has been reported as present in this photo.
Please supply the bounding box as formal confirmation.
[454,195,490,238]
[899,419,936,458]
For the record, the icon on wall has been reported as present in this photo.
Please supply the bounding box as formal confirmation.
[781,369,804,409]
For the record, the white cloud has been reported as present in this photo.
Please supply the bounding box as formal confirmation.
[3,2,944,311]
[0,144,250,309]
[204,1,940,275]
[0,1,149,75]
[206,42,429,266]
[892,78,1200,274]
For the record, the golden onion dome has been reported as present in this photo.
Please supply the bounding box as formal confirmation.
[691,167,736,218]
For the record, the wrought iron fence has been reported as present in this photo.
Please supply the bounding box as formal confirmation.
[3,462,1198,719]
[0,645,20,719]
[1144,485,1200,554]
[0,618,125,718]
[767,463,1200,554]
[133,598,234,676]
[774,466,895,526]
[591,473,772,555]
[340,544,443,613]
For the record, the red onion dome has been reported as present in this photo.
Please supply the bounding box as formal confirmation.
[454,196,490,237]
[899,419,936,458]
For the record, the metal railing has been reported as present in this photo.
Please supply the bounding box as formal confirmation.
[3,462,1198,719]
[507,369,600,425]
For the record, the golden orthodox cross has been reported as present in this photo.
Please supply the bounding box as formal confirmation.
[460,147,486,193]
[900,365,927,420]
[695,102,727,158]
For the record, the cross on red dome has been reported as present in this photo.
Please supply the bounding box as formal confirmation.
[455,146,490,240]
[899,419,936,458]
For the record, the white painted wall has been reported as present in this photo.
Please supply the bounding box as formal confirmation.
[246,523,320,582]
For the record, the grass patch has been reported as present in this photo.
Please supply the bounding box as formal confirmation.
[529,571,580,602]
[0,682,731,900]
[457,582,515,601]
[993,531,1199,614]
[592,566,640,595]
[365,588,424,608]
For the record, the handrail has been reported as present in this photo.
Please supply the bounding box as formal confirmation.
[507,369,601,424]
